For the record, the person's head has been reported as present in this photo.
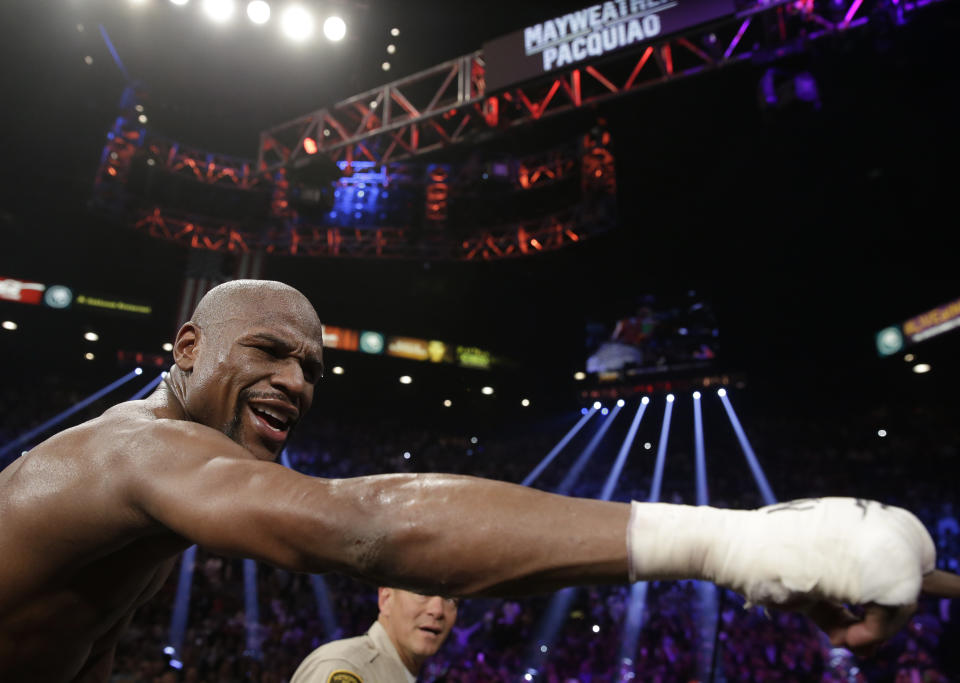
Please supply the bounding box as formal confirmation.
[377,587,458,675]
[168,280,324,461]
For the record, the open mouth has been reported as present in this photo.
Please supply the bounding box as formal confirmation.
[248,403,295,442]
[419,626,442,636]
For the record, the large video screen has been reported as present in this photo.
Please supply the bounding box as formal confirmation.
[586,293,718,377]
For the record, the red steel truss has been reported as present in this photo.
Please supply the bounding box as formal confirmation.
[132,202,612,260]
[257,0,937,171]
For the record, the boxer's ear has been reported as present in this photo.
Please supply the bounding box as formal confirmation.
[173,322,200,372]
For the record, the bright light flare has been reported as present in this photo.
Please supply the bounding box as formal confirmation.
[134,367,143,376]
[616,399,625,407]
[332,366,344,375]
[84,332,99,342]
[399,375,412,384]
[640,396,650,405]
[877,429,887,438]
[593,401,601,409]
[85,352,95,360]
[666,394,675,403]
[202,0,235,23]
[574,371,586,381]
[443,399,452,407]
[521,398,531,407]
[246,0,270,24]
[323,15,346,41]
[1,321,17,331]
[913,363,931,374]
[303,137,318,154]
[282,6,314,41]
[481,386,494,395]
[717,388,727,397]
[693,391,701,399]
[162,342,173,352]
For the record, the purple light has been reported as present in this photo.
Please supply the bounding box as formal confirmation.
[842,0,865,25]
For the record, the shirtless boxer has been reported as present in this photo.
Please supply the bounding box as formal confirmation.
[0,280,955,682]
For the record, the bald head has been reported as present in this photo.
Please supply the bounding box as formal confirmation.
[191,280,319,331]
[168,280,325,461]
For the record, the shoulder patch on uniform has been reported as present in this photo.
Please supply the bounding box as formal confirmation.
[327,670,363,683]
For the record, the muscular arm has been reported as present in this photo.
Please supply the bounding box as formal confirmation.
[130,420,630,597]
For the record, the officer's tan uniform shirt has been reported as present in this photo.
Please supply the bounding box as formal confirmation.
[290,620,417,683]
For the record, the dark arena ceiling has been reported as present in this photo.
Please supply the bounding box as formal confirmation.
[1,0,958,424]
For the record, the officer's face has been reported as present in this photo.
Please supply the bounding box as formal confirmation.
[379,588,457,670]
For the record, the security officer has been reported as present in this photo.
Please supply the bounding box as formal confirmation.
[291,587,458,682]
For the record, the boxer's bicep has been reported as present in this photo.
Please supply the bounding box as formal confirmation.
[126,421,365,572]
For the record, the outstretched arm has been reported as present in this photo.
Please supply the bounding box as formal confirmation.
[129,419,630,596]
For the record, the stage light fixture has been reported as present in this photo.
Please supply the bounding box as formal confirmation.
[617,399,625,407]
[693,391,701,399]
[282,6,314,41]
[138,114,148,124]
[84,56,93,65]
[399,375,412,384]
[641,396,649,405]
[246,0,270,24]
[381,62,390,71]
[85,352,95,360]
[332,366,344,375]
[666,394,675,403]
[386,44,396,54]
[593,401,601,410]
[162,342,173,352]
[904,353,915,362]
[717,388,727,397]
[303,137,318,154]
[390,27,399,36]
[403,451,411,460]
[601,407,609,416]
[135,367,143,376]
[644,442,652,450]
[443,399,452,407]
[481,386,494,395]
[913,363,931,374]
[580,407,588,416]
[574,371,586,380]
[84,332,99,342]
[521,398,531,407]
[470,436,479,444]
[592,624,600,633]
[878,429,887,438]
[203,0,235,23]
[1,321,16,331]
[323,15,346,41]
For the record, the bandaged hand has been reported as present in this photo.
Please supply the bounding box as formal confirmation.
[627,497,935,648]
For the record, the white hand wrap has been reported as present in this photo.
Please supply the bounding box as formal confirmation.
[627,497,935,607]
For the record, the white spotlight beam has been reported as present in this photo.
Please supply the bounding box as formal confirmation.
[521,406,598,487]
[719,391,777,505]
[599,399,649,501]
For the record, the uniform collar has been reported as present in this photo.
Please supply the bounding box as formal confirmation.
[369,620,418,683]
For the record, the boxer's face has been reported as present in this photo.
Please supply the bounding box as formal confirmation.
[378,588,457,671]
[180,293,324,461]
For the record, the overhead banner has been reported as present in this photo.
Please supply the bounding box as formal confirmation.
[483,0,736,91]
[876,295,960,356]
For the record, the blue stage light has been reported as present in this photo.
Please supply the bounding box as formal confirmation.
[692,390,701,399]
[601,407,609,416]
